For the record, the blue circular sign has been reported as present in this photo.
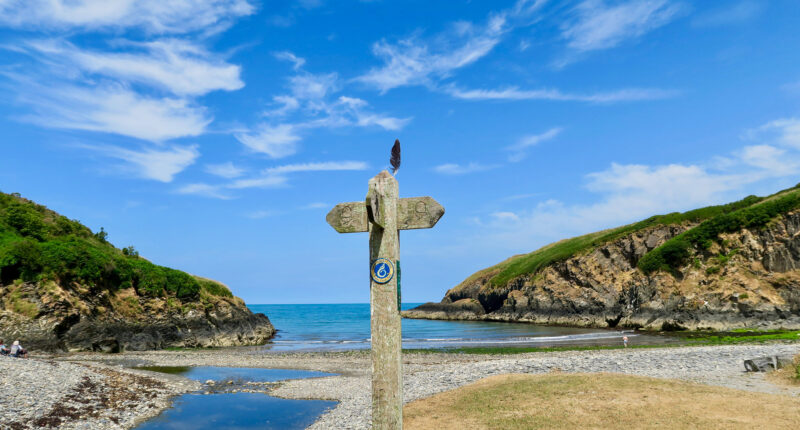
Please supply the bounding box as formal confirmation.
[371,258,394,284]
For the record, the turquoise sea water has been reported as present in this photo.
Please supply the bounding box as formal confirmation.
[248,303,672,351]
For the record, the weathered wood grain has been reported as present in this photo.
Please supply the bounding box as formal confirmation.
[326,168,445,429]
[326,197,444,233]
[367,171,402,429]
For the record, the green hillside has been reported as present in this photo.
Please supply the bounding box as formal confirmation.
[471,184,800,290]
[0,191,231,300]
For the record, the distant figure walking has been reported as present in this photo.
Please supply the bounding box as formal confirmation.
[10,340,27,358]
[623,335,629,348]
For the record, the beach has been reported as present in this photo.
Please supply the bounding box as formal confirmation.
[2,343,799,429]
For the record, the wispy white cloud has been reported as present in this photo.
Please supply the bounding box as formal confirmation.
[240,68,410,158]
[0,2,250,152]
[263,96,301,117]
[491,211,520,222]
[301,202,328,210]
[433,162,499,175]
[235,124,302,158]
[692,1,762,28]
[289,72,339,100]
[24,38,244,96]
[82,143,200,182]
[782,80,800,95]
[446,86,679,103]
[245,209,280,219]
[205,161,246,179]
[507,127,563,161]
[176,161,369,200]
[274,51,306,70]
[178,160,368,198]
[743,118,800,149]
[0,0,255,34]
[176,183,235,199]
[470,117,800,251]
[177,176,287,199]
[356,0,546,92]
[227,176,289,190]
[13,80,210,142]
[230,160,367,189]
[737,145,798,176]
[561,0,683,53]
[264,161,369,175]
[0,0,257,190]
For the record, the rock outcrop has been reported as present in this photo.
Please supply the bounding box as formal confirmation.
[0,279,274,352]
[0,191,274,352]
[405,212,800,331]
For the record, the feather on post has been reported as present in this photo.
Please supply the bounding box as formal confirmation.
[390,139,401,175]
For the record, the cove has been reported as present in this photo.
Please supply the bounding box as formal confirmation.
[136,367,337,430]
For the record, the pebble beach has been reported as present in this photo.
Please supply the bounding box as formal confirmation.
[2,343,799,429]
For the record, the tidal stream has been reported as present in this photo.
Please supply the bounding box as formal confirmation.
[136,367,336,430]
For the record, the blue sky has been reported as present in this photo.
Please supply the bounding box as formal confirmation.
[1,0,799,304]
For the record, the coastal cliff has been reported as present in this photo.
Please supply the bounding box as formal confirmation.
[404,187,800,331]
[0,191,274,351]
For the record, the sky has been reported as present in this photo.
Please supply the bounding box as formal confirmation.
[0,0,799,304]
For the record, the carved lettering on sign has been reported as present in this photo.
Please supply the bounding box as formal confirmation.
[340,205,353,227]
[327,197,444,233]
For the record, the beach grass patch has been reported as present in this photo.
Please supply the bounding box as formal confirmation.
[404,373,800,429]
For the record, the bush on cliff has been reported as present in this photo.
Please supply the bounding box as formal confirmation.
[0,191,227,299]
[487,192,769,288]
[639,189,800,274]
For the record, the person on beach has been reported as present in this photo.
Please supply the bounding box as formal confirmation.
[0,340,8,356]
[10,340,27,358]
[623,335,629,348]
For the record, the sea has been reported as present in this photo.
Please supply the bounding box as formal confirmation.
[248,303,674,352]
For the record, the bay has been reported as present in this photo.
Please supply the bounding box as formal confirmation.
[248,303,672,351]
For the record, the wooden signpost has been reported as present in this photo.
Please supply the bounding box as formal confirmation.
[326,170,444,429]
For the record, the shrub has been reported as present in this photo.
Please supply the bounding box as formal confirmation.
[198,278,233,297]
[488,192,772,288]
[94,227,108,243]
[0,191,206,300]
[639,190,800,275]
[5,204,47,241]
[0,238,43,282]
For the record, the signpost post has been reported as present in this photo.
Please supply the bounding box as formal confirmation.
[326,170,444,429]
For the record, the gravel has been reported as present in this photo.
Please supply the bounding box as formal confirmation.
[1,343,798,429]
[0,357,199,430]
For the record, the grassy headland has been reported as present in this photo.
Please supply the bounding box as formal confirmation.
[0,191,231,300]
[458,185,800,291]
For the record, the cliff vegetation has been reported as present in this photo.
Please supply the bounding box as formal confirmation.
[0,191,274,351]
[406,185,800,331]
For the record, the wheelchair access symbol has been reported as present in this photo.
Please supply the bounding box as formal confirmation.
[371,258,395,284]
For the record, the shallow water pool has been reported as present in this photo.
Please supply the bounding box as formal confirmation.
[136,367,337,430]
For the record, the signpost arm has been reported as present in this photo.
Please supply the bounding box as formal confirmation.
[367,171,402,429]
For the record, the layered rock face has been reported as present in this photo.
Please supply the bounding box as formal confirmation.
[0,281,274,352]
[405,213,800,331]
